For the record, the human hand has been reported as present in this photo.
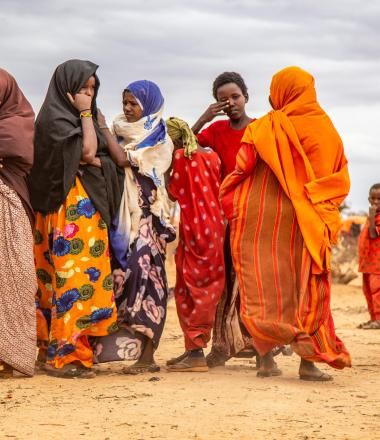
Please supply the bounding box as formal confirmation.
[113,269,126,295]
[200,101,230,123]
[0,158,3,168]
[67,92,92,113]
[369,205,378,218]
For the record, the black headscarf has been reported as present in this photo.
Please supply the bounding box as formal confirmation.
[29,59,123,227]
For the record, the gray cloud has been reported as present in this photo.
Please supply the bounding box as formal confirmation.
[1,0,379,209]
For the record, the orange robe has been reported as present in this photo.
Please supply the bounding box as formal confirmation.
[220,66,351,368]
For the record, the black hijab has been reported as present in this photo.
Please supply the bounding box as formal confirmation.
[29,59,123,227]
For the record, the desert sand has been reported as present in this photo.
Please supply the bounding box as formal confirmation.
[1,246,379,440]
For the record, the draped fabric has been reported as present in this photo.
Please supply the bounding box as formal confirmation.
[35,178,117,369]
[168,148,225,350]
[0,68,35,225]
[29,59,123,227]
[110,80,173,269]
[0,179,36,376]
[220,67,351,368]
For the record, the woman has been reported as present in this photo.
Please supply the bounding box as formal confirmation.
[0,68,36,378]
[30,59,123,378]
[93,80,175,374]
[165,117,225,372]
[220,66,352,380]
[192,72,257,367]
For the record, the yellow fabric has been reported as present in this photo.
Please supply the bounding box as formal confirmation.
[166,117,198,158]
[242,66,350,273]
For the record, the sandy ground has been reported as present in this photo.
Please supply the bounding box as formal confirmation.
[1,247,380,440]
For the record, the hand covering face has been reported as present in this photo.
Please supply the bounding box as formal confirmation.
[29,59,123,226]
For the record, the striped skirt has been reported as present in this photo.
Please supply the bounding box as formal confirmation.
[227,157,351,369]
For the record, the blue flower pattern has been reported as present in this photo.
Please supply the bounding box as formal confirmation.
[77,198,96,219]
[52,236,71,256]
[84,267,101,282]
[55,288,80,314]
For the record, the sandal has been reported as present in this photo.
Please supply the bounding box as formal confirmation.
[166,351,189,366]
[257,366,282,377]
[359,320,380,329]
[299,371,333,382]
[122,363,160,375]
[167,354,208,373]
[205,350,229,368]
[45,364,96,379]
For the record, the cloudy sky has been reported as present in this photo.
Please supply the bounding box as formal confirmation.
[1,0,379,211]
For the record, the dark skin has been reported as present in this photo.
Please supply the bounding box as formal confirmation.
[97,92,157,375]
[368,188,380,239]
[192,82,251,134]
[67,76,101,168]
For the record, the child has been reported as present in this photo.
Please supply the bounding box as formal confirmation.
[358,183,380,329]
[191,72,257,367]
[165,117,225,372]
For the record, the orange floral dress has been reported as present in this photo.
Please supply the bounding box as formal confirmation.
[35,177,117,369]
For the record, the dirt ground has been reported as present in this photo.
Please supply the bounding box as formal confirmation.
[1,247,379,440]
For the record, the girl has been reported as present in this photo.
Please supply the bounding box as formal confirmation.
[94,80,175,375]
[192,72,257,367]
[0,69,36,378]
[30,59,123,378]
[165,117,225,372]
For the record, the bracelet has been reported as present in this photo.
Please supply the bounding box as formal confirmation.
[80,111,93,119]
[79,108,91,113]
[98,125,109,130]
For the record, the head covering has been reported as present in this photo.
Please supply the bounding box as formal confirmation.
[0,68,35,225]
[241,66,350,273]
[109,80,173,269]
[125,80,164,117]
[166,117,198,158]
[29,59,123,226]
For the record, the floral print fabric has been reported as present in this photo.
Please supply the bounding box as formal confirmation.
[35,177,117,369]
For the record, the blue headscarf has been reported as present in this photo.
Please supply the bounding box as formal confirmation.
[126,80,164,117]
[125,80,166,149]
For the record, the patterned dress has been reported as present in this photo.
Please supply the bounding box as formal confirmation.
[35,177,117,369]
[0,179,36,376]
[167,148,225,350]
[93,168,175,362]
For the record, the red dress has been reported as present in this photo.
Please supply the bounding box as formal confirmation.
[168,148,225,350]
[358,212,380,320]
[197,120,248,179]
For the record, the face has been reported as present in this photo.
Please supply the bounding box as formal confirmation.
[123,91,143,122]
[78,75,96,99]
[216,82,247,121]
[369,188,380,208]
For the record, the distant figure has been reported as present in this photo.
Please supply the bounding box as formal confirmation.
[220,66,352,380]
[192,72,258,367]
[30,60,123,378]
[358,183,380,329]
[0,68,36,378]
[165,117,225,372]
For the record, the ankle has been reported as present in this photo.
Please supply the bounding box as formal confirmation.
[188,349,204,358]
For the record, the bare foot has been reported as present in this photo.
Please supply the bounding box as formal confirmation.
[299,359,332,381]
[257,352,282,377]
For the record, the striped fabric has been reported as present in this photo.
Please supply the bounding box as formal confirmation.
[222,145,351,369]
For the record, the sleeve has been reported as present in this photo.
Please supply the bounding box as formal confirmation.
[220,143,258,221]
[196,123,214,148]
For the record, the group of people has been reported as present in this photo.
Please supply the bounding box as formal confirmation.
[3,57,373,381]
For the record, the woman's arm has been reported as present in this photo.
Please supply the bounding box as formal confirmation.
[67,92,97,163]
[97,109,130,168]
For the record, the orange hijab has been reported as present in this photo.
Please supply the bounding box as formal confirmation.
[242,66,350,273]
